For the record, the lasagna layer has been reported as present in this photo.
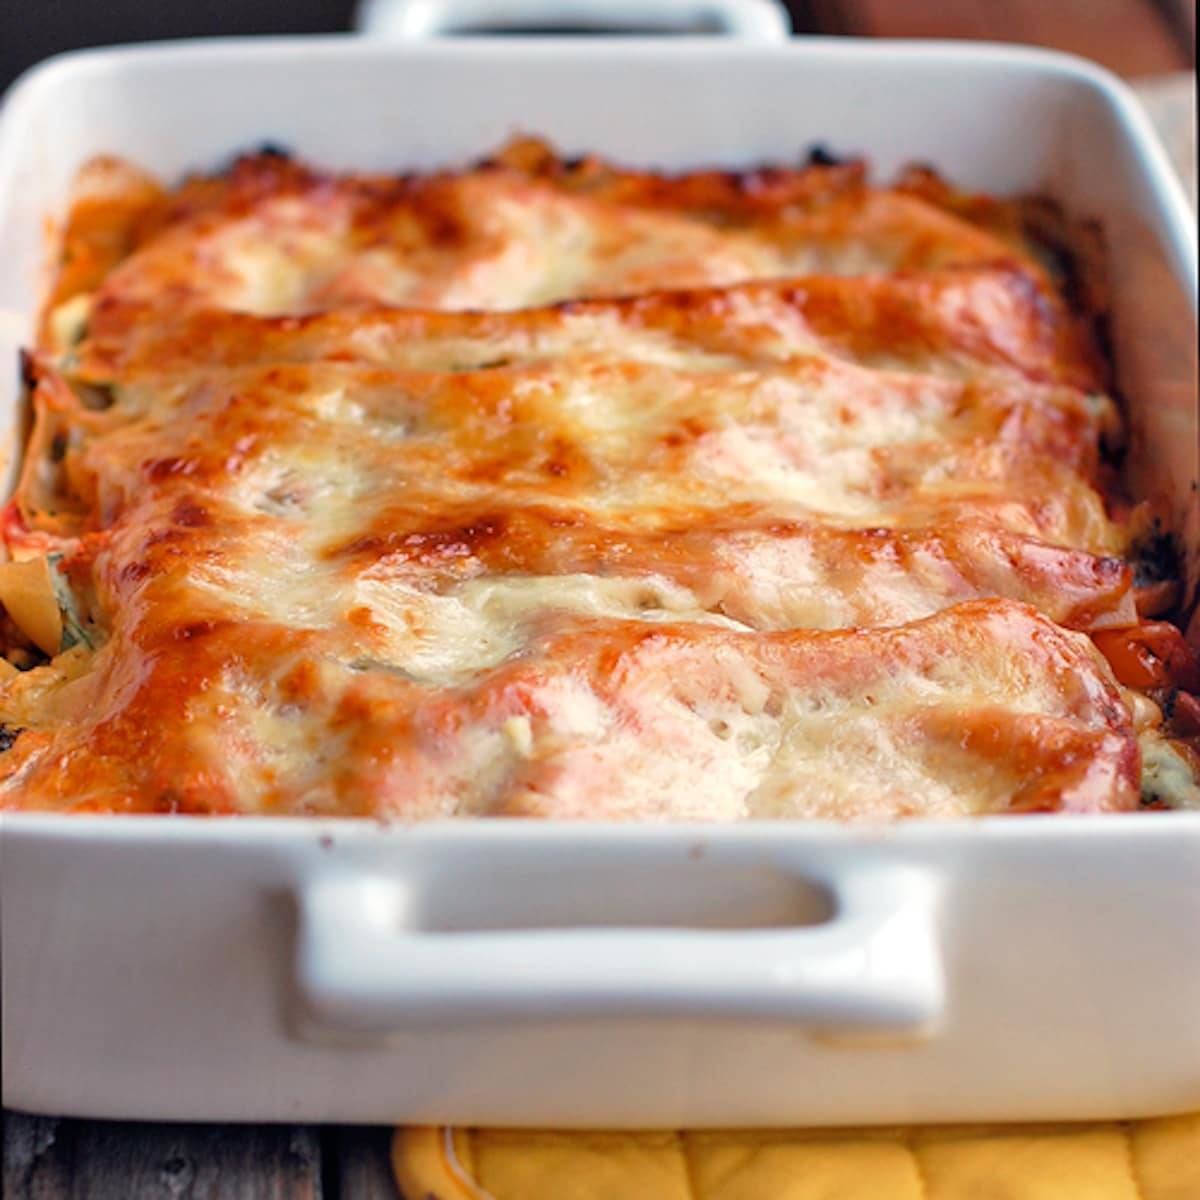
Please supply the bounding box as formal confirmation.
[0,596,1141,818]
[2,139,1195,817]
[74,269,1100,390]
[47,148,1044,324]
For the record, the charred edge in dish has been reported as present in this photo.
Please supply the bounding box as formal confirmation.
[1131,518,1182,588]
[805,144,845,167]
[1018,199,1115,391]
[223,141,294,170]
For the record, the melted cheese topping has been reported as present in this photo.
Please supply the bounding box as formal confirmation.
[0,139,1176,819]
[75,268,1103,392]
[65,153,1032,321]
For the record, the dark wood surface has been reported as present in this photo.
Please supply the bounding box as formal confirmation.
[2,1115,397,1199]
[331,1128,401,1200]
[1,3,1194,1198]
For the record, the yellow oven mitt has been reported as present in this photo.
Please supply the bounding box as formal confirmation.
[393,1115,1200,1200]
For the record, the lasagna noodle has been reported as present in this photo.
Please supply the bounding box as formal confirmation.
[0,600,1141,818]
[0,141,1179,817]
[74,268,1101,391]
[38,355,1117,532]
[48,145,1054,324]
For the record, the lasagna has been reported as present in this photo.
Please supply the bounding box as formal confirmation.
[1,138,1196,818]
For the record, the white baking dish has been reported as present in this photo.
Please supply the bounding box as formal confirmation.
[0,34,1196,1128]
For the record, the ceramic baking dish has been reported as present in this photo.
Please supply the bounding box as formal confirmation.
[0,30,1196,1128]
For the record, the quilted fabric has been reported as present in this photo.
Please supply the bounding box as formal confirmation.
[393,1115,1200,1199]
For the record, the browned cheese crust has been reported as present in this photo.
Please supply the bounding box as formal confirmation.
[2,139,1196,817]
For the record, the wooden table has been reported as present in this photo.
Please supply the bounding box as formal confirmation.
[3,1119,397,1199]
[2,6,1195,1198]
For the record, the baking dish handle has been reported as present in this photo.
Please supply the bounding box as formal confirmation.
[293,866,943,1040]
[354,0,792,41]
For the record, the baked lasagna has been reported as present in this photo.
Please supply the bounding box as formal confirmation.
[1,139,1197,818]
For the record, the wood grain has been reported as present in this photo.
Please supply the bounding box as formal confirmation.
[3,1112,323,1200]
[810,0,1190,77]
[330,1127,400,1199]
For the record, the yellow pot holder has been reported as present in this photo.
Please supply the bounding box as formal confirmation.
[393,1114,1200,1199]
